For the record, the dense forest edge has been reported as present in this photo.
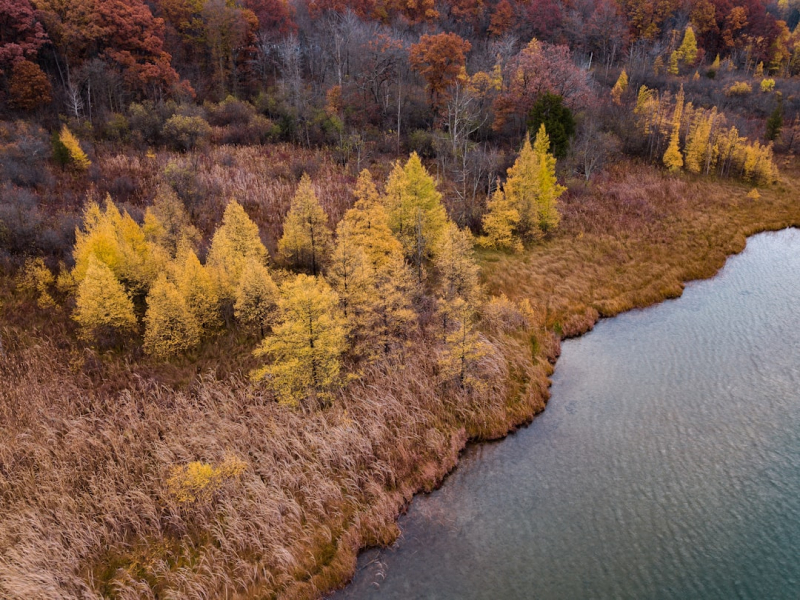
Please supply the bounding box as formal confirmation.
[3,0,800,598]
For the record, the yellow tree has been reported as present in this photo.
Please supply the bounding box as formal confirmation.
[278,174,333,276]
[668,50,679,75]
[172,244,221,332]
[532,124,565,233]
[678,26,698,65]
[365,249,417,358]
[143,185,200,257]
[684,108,715,174]
[480,187,522,252]
[234,257,279,337]
[435,222,482,306]
[206,200,269,304]
[611,69,628,105]
[328,219,375,323]
[383,153,449,281]
[663,86,685,172]
[252,274,347,406]
[503,133,542,242]
[144,274,202,358]
[73,256,137,343]
[341,169,404,269]
[59,124,90,170]
[437,297,490,390]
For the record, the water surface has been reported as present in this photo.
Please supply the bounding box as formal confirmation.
[334,229,800,600]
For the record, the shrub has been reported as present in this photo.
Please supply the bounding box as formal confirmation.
[162,115,212,152]
[726,81,752,96]
[128,101,168,146]
[167,455,247,504]
[206,96,255,127]
[408,129,437,158]
[761,79,776,93]
[103,113,130,143]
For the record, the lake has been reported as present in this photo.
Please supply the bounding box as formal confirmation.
[333,229,800,600]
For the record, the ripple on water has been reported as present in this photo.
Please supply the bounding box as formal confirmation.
[333,229,800,600]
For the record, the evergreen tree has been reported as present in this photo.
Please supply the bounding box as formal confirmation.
[527,93,575,158]
[278,174,333,276]
[252,274,347,406]
[234,257,279,337]
[73,256,137,343]
[766,94,784,142]
[207,200,269,303]
[144,274,201,358]
[383,153,449,281]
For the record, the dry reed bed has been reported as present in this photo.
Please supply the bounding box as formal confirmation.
[3,158,800,599]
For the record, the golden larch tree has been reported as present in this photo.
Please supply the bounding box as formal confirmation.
[532,124,565,233]
[611,69,628,105]
[59,124,90,170]
[663,86,685,172]
[434,222,482,306]
[144,274,202,358]
[252,274,347,406]
[73,256,138,342]
[172,244,221,332]
[437,297,490,390]
[678,26,698,65]
[503,133,542,242]
[365,248,417,358]
[384,153,449,281]
[234,257,279,337]
[278,174,333,276]
[143,185,200,257]
[480,187,522,252]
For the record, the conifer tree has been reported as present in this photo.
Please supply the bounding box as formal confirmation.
[503,133,542,242]
[668,51,679,75]
[653,55,664,75]
[678,26,698,65]
[437,297,489,390]
[435,222,482,306]
[207,200,269,303]
[611,69,628,105]
[663,86,685,172]
[711,54,721,70]
[252,274,347,405]
[59,125,90,171]
[172,244,221,332]
[383,153,449,281]
[684,109,715,174]
[532,124,565,233]
[480,187,522,252]
[278,174,333,276]
[73,256,137,343]
[144,274,202,358]
[329,219,375,322]
[234,257,279,337]
[143,185,200,257]
[342,170,404,269]
[366,249,417,358]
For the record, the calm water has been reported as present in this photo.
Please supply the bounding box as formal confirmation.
[334,229,800,600]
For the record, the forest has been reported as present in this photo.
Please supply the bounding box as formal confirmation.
[2,0,800,598]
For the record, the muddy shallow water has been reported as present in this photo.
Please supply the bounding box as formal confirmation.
[334,229,800,600]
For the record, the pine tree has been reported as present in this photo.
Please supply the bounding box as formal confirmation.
[59,125,90,171]
[532,124,565,233]
[480,187,522,252]
[207,200,269,303]
[73,256,137,343]
[234,257,279,337]
[144,274,202,358]
[383,153,449,281]
[278,174,333,276]
[252,274,347,406]
[678,26,698,65]
[611,69,628,105]
[172,244,221,332]
[342,170,404,269]
[663,86,685,172]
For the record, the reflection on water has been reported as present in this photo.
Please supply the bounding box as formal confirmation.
[333,229,800,600]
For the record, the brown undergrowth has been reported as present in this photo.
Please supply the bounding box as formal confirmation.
[2,157,800,599]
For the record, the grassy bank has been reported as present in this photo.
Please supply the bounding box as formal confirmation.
[2,156,800,599]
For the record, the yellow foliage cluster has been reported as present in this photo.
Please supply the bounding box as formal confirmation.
[480,124,565,251]
[167,454,247,504]
[761,79,776,93]
[59,125,91,171]
[18,257,56,309]
[726,81,753,96]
